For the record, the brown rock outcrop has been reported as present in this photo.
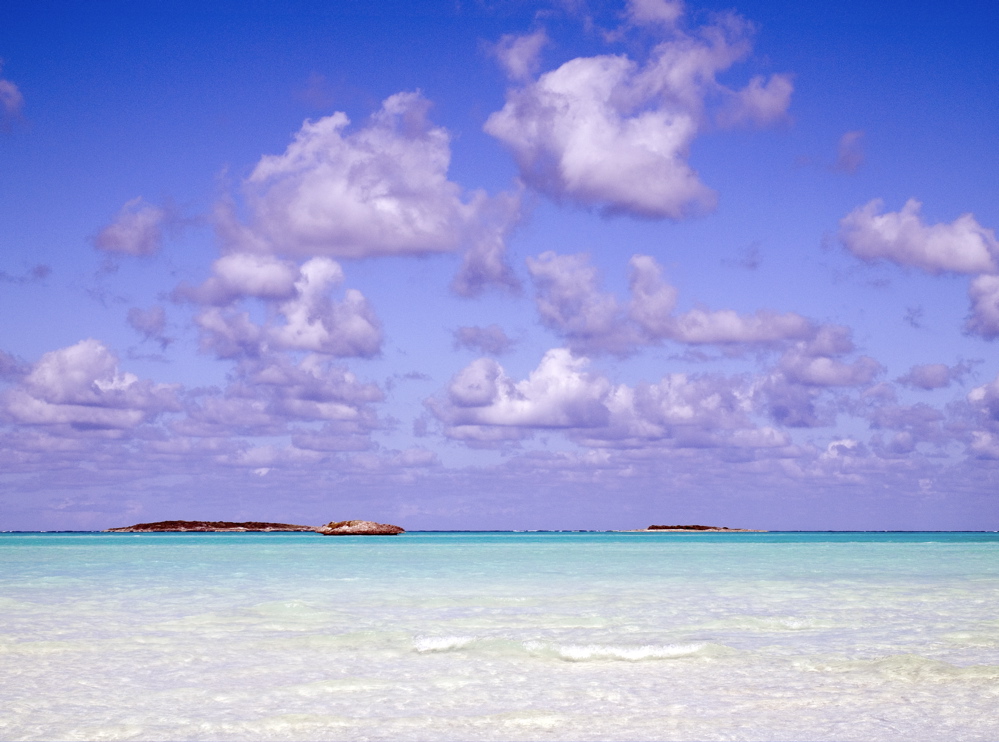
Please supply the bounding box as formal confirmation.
[316,520,405,536]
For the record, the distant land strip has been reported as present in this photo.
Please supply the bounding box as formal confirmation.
[105,519,406,535]
[105,520,316,532]
[632,525,765,532]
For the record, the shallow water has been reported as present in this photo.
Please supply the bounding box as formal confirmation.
[1,531,997,741]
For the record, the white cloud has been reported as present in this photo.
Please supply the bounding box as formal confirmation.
[897,362,970,390]
[777,326,881,388]
[438,349,612,430]
[629,255,812,344]
[270,258,380,356]
[0,62,23,118]
[429,348,798,454]
[966,274,999,339]
[716,74,793,128]
[834,130,864,173]
[127,306,171,349]
[453,325,515,356]
[967,372,999,423]
[779,352,881,388]
[0,80,23,117]
[93,197,167,256]
[493,30,549,81]
[757,326,884,428]
[967,372,999,458]
[968,431,999,459]
[626,0,684,27]
[3,339,179,430]
[175,254,300,306]
[193,257,382,359]
[529,252,812,353]
[178,354,383,441]
[485,12,792,218]
[527,251,637,354]
[839,198,999,275]
[241,91,519,295]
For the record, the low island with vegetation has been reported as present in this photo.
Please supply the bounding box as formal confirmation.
[635,524,765,532]
[105,520,405,535]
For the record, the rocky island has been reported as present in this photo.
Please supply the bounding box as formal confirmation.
[316,520,405,535]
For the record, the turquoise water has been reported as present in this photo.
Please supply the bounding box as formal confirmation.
[1,532,998,741]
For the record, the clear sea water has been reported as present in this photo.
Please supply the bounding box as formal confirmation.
[1,531,998,741]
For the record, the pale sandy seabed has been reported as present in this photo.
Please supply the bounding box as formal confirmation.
[1,532,997,741]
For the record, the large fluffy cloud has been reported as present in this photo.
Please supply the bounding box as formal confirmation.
[2,339,179,431]
[485,11,792,218]
[839,198,999,340]
[180,256,382,359]
[839,198,999,275]
[527,251,814,354]
[428,348,793,454]
[240,91,519,295]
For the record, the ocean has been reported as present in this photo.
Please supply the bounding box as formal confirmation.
[1,531,997,741]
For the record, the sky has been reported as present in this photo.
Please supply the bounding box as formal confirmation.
[1,0,997,531]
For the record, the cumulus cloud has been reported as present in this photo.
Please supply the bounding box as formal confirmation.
[191,257,381,359]
[241,91,519,295]
[527,251,813,354]
[834,130,864,173]
[127,306,171,349]
[867,402,947,457]
[776,326,881,388]
[2,339,179,431]
[758,326,883,428]
[839,198,999,275]
[178,354,383,440]
[174,254,300,306]
[628,255,813,344]
[967,372,999,422]
[485,11,792,218]
[453,325,515,355]
[493,30,549,81]
[967,372,999,458]
[626,0,685,27]
[966,274,999,339]
[429,347,787,453]
[0,349,27,380]
[897,362,971,390]
[443,350,611,428]
[527,252,638,354]
[0,61,24,120]
[93,197,167,256]
[716,73,793,129]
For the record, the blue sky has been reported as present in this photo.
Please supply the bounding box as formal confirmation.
[1,0,997,531]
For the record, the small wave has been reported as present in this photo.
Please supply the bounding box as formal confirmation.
[413,635,475,653]
[525,640,706,661]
